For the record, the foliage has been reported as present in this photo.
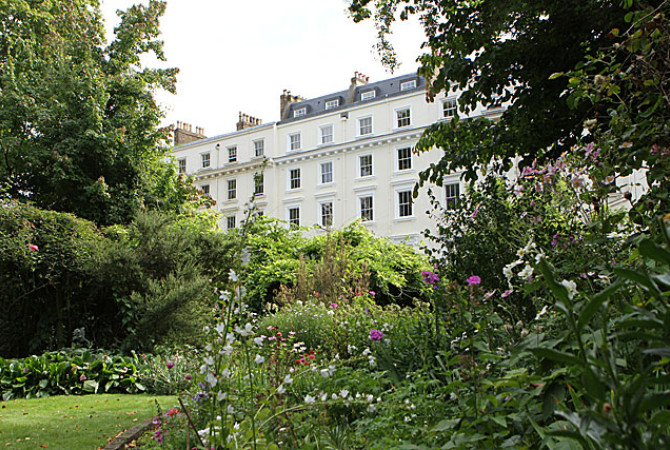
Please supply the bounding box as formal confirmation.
[349,0,635,179]
[0,201,231,357]
[425,150,631,323]
[563,1,670,223]
[0,349,147,400]
[0,0,183,225]
[240,219,431,312]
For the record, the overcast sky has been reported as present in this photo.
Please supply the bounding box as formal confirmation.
[101,0,425,138]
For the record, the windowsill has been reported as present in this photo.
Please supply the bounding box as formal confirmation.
[356,133,374,139]
[394,216,416,223]
[251,155,264,160]
[224,198,238,203]
[356,175,375,181]
[361,220,376,226]
[393,169,416,176]
[318,141,334,146]
[286,188,303,194]
[317,181,335,188]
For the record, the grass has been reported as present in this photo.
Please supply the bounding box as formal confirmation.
[0,394,177,449]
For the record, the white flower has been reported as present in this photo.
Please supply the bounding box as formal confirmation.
[561,279,578,299]
[205,344,212,352]
[304,395,316,404]
[320,393,328,401]
[254,354,265,364]
[366,394,374,403]
[283,374,293,384]
[203,356,215,366]
[332,393,338,400]
[235,323,253,337]
[340,389,349,399]
[219,291,230,301]
[534,305,549,321]
[253,336,265,347]
[362,348,371,356]
[229,269,238,282]
[226,332,236,343]
[277,385,286,394]
[221,345,233,355]
[233,422,240,430]
[320,368,331,378]
[206,372,217,388]
[518,264,533,279]
[215,323,225,334]
[217,391,227,401]
[227,405,235,414]
[327,310,334,316]
[221,368,231,378]
[240,248,251,266]
[367,404,376,412]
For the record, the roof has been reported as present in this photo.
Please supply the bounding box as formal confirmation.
[281,73,425,123]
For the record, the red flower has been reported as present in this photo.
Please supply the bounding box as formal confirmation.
[28,244,39,252]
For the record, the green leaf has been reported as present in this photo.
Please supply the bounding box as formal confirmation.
[639,239,670,266]
[82,379,98,393]
[432,418,459,432]
[577,281,621,330]
[614,267,663,299]
[530,348,585,367]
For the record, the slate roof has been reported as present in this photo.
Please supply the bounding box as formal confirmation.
[281,73,425,123]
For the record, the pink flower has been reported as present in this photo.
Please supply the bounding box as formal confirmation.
[330,303,338,309]
[369,329,385,341]
[80,374,87,382]
[166,362,174,369]
[502,289,513,298]
[28,244,39,252]
[466,275,481,285]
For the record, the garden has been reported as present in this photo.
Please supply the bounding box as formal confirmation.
[1,0,669,448]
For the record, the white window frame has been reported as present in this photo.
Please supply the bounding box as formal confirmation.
[358,154,373,178]
[201,152,211,168]
[201,184,210,195]
[294,107,307,118]
[286,205,301,228]
[319,161,333,185]
[227,179,237,200]
[319,200,334,228]
[226,215,236,230]
[319,124,334,145]
[361,90,376,101]
[288,132,301,151]
[288,167,301,190]
[395,188,414,219]
[177,158,186,174]
[396,146,413,171]
[358,194,374,222]
[400,79,417,91]
[254,172,264,195]
[445,182,461,210]
[357,116,373,136]
[227,146,237,163]
[442,98,458,119]
[395,107,411,128]
[325,99,339,110]
[253,139,264,157]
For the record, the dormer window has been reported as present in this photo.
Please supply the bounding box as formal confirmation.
[325,99,339,110]
[400,80,417,91]
[294,107,307,118]
[361,90,376,101]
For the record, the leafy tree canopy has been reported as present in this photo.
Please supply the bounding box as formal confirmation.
[0,0,183,225]
[348,0,656,180]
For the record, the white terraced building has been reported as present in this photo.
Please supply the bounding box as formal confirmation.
[172,72,504,245]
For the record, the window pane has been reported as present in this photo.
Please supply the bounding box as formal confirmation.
[443,99,457,119]
[254,140,264,157]
[227,179,237,199]
[445,183,460,210]
[228,147,237,162]
[396,108,410,127]
[359,155,373,177]
[359,117,372,135]
[360,196,373,221]
[321,202,333,227]
[398,191,412,217]
[321,162,333,184]
[397,147,412,170]
[290,168,301,189]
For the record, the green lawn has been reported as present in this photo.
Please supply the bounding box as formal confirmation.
[0,394,177,449]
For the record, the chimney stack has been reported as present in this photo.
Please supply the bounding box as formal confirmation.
[174,121,206,146]
[280,89,306,120]
[236,112,263,131]
[348,71,370,103]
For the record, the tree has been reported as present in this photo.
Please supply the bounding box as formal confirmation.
[0,0,179,225]
[348,0,648,180]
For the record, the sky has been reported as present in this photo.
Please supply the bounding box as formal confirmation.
[101,0,426,138]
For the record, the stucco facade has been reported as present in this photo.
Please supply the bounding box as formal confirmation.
[172,73,503,245]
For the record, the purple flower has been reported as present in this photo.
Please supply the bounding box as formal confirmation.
[185,374,192,380]
[421,271,440,288]
[466,275,481,285]
[166,362,174,369]
[369,329,385,342]
[330,303,338,309]
[80,374,87,382]
[502,289,513,298]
